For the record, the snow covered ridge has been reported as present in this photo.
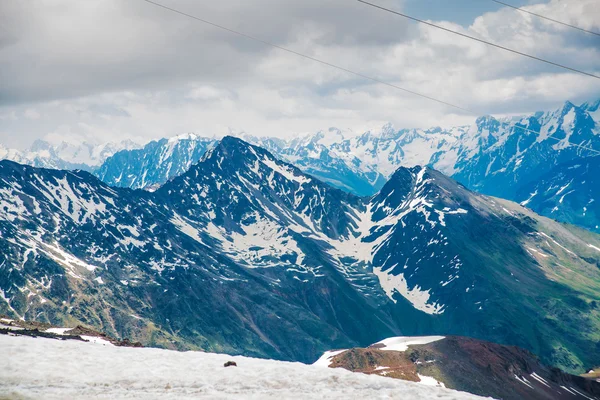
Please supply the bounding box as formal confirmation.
[96,135,216,189]
[0,335,488,400]
[0,139,141,171]
[5,98,594,197]
[4,99,597,247]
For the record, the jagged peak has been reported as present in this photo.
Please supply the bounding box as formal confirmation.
[378,165,429,194]
[29,139,55,152]
[167,135,361,210]
[389,164,434,181]
[217,135,255,151]
[559,100,578,115]
[540,100,586,121]
[168,132,199,143]
[198,135,298,176]
[581,98,600,112]
[475,115,498,125]
[380,122,395,134]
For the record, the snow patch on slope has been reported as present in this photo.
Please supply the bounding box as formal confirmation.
[588,244,600,253]
[418,374,447,388]
[372,336,446,352]
[312,349,348,367]
[373,267,445,314]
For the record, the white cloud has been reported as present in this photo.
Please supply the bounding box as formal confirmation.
[186,86,229,101]
[0,0,598,150]
[23,109,41,120]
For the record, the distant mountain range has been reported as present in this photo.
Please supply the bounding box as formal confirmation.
[49,98,595,235]
[1,136,600,375]
[95,134,214,190]
[0,139,140,171]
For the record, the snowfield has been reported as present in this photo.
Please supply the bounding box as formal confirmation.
[0,335,489,399]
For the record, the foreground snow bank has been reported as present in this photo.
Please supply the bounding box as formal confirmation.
[0,335,488,399]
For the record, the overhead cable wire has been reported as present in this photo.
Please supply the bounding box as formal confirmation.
[490,0,600,37]
[140,0,468,112]
[139,0,600,156]
[357,0,600,80]
[502,121,600,155]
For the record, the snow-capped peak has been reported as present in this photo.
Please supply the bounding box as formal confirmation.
[167,132,200,143]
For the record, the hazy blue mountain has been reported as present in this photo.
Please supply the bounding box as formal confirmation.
[89,125,467,196]
[1,137,599,374]
[256,100,600,234]
[0,139,139,171]
[450,101,600,199]
[516,156,600,234]
[96,133,216,190]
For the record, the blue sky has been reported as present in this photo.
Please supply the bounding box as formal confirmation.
[0,0,598,150]
[404,0,532,24]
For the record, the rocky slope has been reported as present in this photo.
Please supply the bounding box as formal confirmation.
[1,137,599,374]
[318,336,600,400]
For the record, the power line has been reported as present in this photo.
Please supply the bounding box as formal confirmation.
[490,0,600,37]
[504,123,600,156]
[140,0,468,112]
[138,0,600,156]
[357,0,600,80]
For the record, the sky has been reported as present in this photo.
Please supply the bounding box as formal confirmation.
[0,0,599,150]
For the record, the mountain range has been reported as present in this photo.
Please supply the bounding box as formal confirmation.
[3,100,598,236]
[1,136,599,376]
[20,98,592,235]
[0,139,140,171]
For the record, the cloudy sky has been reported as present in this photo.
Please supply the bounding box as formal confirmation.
[0,0,599,150]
